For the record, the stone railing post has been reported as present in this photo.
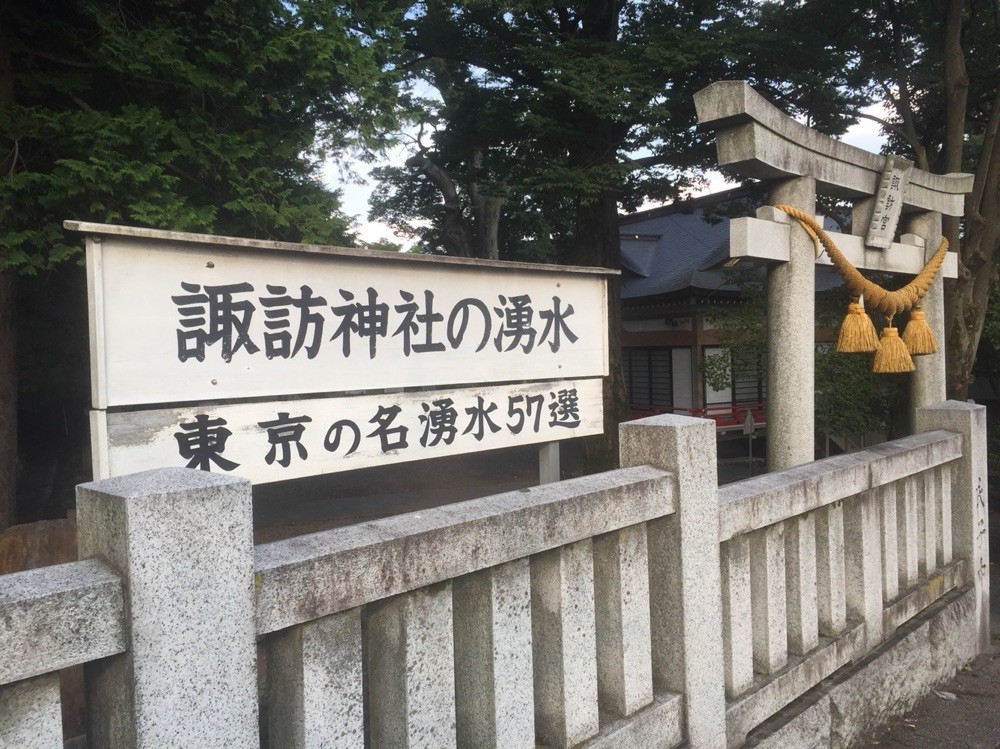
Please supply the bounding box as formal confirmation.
[915,401,990,653]
[0,674,62,748]
[76,468,259,747]
[619,414,727,749]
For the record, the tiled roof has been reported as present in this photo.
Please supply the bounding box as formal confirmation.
[620,188,842,300]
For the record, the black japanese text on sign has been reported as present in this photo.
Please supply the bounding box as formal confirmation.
[87,236,608,408]
[104,380,604,484]
[80,225,610,484]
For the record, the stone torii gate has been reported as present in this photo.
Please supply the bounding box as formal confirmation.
[694,81,973,472]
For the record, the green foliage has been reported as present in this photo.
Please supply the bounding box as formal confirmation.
[369,163,573,261]
[982,289,1000,350]
[702,263,768,393]
[703,262,899,438]
[363,237,405,253]
[789,0,998,175]
[1,0,407,271]
[814,346,890,437]
[371,1,870,261]
[0,0,409,517]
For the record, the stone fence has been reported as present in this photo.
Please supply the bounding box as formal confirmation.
[0,401,989,748]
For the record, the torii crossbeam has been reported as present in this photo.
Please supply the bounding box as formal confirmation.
[694,81,974,471]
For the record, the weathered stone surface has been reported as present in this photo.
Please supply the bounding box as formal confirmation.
[76,467,258,748]
[785,514,819,655]
[267,609,363,749]
[531,539,599,748]
[915,401,991,653]
[816,503,847,637]
[583,692,684,749]
[728,623,866,747]
[766,176,816,471]
[904,211,947,408]
[0,558,124,684]
[936,463,954,565]
[721,536,753,699]
[920,470,938,576]
[717,431,960,542]
[255,465,671,635]
[367,583,457,749]
[729,215,958,277]
[741,588,977,749]
[453,560,534,749]
[883,560,964,636]
[0,673,62,749]
[899,478,921,590]
[878,483,900,602]
[593,524,653,718]
[750,524,787,675]
[729,206,958,278]
[744,695,831,749]
[844,491,884,651]
[0,521,105,742]
[620,414,727,749]
[866,431,961,488]
[828,590,977,748]
[693,80,972,216]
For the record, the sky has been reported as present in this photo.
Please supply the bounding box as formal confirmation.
[325,104,891,246]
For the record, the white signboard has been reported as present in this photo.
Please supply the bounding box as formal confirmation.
[72,222,611,483]
[91,379,603,484]
[84,231,609,408]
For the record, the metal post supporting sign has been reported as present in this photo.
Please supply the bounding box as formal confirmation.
[743,409,756,477]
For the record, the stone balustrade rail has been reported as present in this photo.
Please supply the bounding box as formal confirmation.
[0,403,989,749]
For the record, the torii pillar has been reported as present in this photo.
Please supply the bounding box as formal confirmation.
[694,82,973,471]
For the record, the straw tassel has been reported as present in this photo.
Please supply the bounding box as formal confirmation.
[872,325,915,373]
[901,305,937,355]
[836,300,880,353]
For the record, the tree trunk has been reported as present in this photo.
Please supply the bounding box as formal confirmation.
[942,0,1000,400]
[0,270,16,530]
[0,26,16,529]
[575,189,629,473]
[405,154,476,256]
[573,0,628,474]
[473,193,504,261]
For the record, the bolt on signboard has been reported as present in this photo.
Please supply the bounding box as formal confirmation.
[71,221,611,484]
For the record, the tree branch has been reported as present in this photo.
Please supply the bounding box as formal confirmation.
[21,46,98,69]
[969,89,1000,221]
[940,0,970,173]
[69,93,96,113]
[405,153,461,208]
[846,110,914,146]
[23,45,166,84]
[885,0,931,170]
[4,140,18,178]
[626,152,673,170]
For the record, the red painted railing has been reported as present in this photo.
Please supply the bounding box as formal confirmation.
[630,402,767,430]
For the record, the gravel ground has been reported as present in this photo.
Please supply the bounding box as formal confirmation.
[864,560,1000,749]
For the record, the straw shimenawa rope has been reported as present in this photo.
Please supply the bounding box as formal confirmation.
[773,204,949,317]
[772,204,949,373]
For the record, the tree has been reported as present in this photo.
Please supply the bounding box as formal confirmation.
[0,0,405,528]
[770,0,1000,401]
[371,0,870,470]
